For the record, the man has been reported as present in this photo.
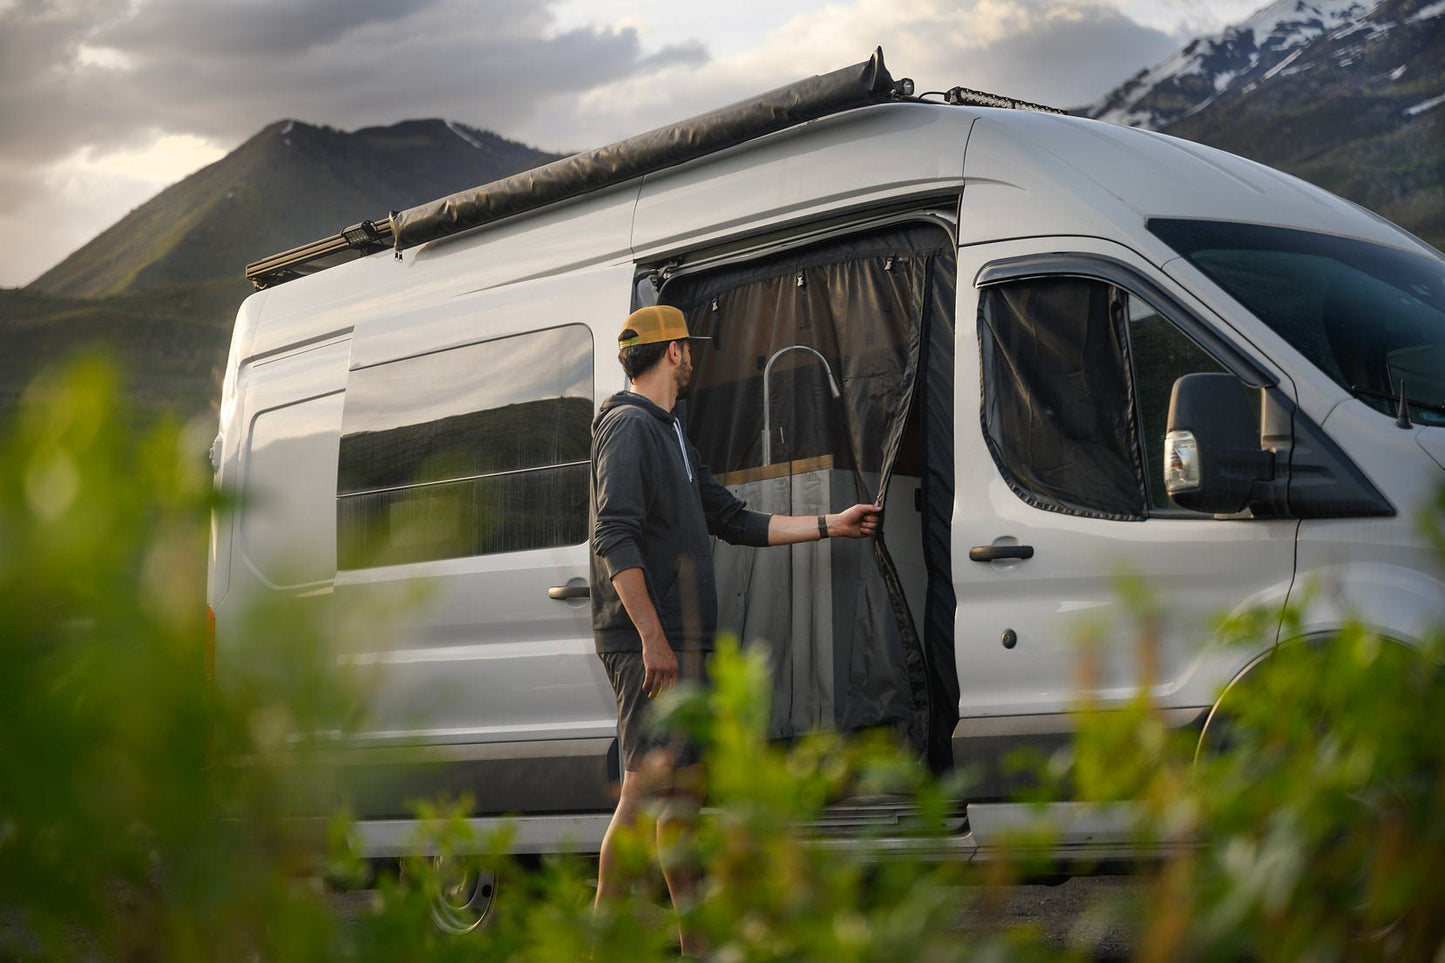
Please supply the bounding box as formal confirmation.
[589,304,881,953]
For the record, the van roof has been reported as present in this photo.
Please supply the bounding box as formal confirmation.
[953,108,1410,249]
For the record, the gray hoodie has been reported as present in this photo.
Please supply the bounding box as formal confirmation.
[589,391,771,653]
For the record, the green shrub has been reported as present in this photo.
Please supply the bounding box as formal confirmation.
[3,355,1442,962]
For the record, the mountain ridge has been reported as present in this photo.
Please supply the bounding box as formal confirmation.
[29,119,562,300]
[1087,0,1385,130]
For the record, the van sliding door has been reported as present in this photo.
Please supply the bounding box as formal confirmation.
[660,222,957,767]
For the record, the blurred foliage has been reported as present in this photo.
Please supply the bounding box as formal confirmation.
[2,356,1443,962]
[1097,617,1445,962]
[0,355,356,961]
[1063,574,1445,961]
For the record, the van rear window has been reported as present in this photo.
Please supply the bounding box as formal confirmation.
[336,324,594,568]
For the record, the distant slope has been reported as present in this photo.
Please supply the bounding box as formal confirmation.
[1086,0,1445,249]
[0,281,241,418]
[30,119,563,299]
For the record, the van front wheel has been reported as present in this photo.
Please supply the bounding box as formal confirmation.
[428,856,498,935]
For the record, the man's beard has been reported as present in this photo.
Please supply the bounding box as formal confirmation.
[675,358,694,399]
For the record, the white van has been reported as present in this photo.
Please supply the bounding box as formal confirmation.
[209,48,1445,891]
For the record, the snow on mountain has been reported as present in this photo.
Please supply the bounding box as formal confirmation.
[1087,0,1384,128]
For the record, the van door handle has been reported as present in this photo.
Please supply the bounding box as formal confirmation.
[968,545,1035,562]
[548,583,591,600]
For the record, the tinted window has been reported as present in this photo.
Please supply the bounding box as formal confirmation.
[1127,298,1227,511]
[337,325,593,568]
[979,276,1226,519]
[1149,218,1445,426]
[980,277,1146,519]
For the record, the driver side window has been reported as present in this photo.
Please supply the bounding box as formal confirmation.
[1126,296,1227,511]
[979,275,1224,519]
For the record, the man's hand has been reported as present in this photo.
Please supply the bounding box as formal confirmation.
[831,503,883,539]
[641,632,680,697]
[610,567,678,695]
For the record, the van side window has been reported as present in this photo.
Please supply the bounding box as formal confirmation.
[979,277,1223,519]
[980,277,1146,519]
[244,392,344,585]
[336,325,594,568]
[1126,296,1227,511]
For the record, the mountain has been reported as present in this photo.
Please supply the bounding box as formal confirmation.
[30,119,562,300]
[1089,0,1379,130]
[4,120,561,421]
[1086,0,1444,247]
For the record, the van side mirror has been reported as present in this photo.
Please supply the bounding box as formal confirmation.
[1164,373,1274,514]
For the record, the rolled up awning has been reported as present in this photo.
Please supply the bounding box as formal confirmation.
[246,48,896,288]
[389,47,895,251]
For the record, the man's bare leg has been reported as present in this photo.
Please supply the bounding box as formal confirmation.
[657,764,706,957]
[594,768,648,909]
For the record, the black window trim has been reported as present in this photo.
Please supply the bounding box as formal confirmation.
[347,321,596,375]
[336,459,592,501]
[647,207,959,289]
[974,253,1276,389]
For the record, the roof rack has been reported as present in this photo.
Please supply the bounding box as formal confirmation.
[242,217,394,289]
[939,86,1068,115]
[244,49,1062,289]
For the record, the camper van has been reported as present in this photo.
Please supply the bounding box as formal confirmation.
[209,49,1445,921]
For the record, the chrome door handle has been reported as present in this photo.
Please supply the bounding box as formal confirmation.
[968,545,1035,562]
[548,583,591,600]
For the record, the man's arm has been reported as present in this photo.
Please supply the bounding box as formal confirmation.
[610,567,678,696]
[767,502,882,545]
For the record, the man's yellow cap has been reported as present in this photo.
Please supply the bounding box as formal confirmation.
[617,305,709,348]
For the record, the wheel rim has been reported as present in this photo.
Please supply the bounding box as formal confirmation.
[428,856,497,935]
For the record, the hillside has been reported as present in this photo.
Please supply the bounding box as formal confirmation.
[0,281,240,419]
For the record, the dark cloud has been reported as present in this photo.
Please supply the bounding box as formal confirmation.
[949,4,1176,107]
[107,2,649,139]
[635,39,708,72]
[98,0,440,58]
[0,0,693,172]
[0,0,701,284]
[0,0,133,162]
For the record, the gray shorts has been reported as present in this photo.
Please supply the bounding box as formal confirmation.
[599,649,710,772]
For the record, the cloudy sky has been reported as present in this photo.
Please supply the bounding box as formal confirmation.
[0,0,1268,289]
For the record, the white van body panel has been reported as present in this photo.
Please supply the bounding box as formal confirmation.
[208,97,1445,855]
[333,264,631,747]
[952,235,1299,718]
[632,103,969,258]
[956,110,1415,254]
[1289,404,1445,644]
[237,340,349,590]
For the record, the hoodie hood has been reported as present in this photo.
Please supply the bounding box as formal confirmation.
[593,390,673,431]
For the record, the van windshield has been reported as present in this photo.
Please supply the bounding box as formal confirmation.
[1149,218,1445,427]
